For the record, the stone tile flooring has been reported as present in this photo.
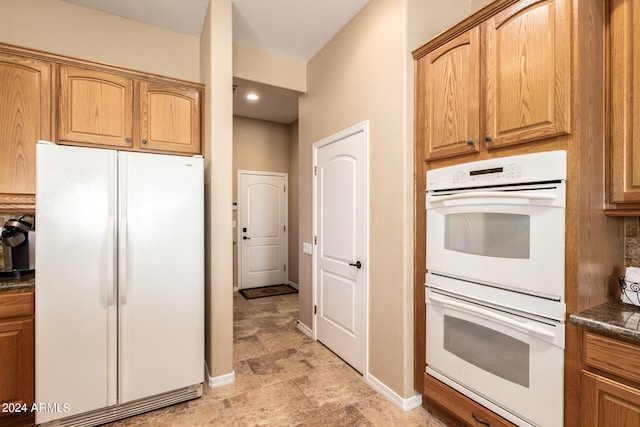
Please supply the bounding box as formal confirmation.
[106,292,448,426]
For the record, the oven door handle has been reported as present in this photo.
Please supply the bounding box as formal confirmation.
[428,294,556,339]
[429,191,556,204]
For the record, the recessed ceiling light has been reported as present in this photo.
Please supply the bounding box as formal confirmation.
[246,93,259,101]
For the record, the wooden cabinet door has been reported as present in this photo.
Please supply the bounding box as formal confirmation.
[610,0,640,203]
[418,28,481,160]
[484,0,570,149]
[58,65,134,148]
[0,53,51,210]
[139,81,201,155]
[582,371,640,427]
[0,318,34,409]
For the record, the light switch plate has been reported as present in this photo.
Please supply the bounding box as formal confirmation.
[302,242,313,255]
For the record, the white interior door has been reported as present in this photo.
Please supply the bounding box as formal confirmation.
[314,122,367,373]
[238,171,288,289]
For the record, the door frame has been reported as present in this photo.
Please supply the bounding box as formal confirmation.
[236,169,289,290]
[312,121,369,375]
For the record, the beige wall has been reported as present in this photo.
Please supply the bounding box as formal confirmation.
[232,116,297,287]
[471,0,496,13]
[0,0,200,82]
[288,121,300,286]
[299,0,474,399]
[299,0,409,396]
[200,0,234,380]
[233,44,306,93]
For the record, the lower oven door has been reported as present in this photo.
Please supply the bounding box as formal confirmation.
[426,288,564,427]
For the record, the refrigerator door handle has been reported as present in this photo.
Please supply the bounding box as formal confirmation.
[107,215,116,307]
[120,216,128,305]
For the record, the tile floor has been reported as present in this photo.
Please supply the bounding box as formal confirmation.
[105,291,448,426]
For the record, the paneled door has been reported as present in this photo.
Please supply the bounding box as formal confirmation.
[238,171,288,289]
[313,122,368,373]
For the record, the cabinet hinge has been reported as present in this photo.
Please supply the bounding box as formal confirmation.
[314,236,317,244]
[284,265,287,272]
[314,305,317,314]
[284,225,286,232]
[314,166,317,175]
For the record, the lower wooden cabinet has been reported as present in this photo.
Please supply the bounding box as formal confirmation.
[0,289,35,426]
[582,371,640,427]
[580,332,640,426]
[423,372,516,427]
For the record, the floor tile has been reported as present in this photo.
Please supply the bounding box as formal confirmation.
[104,290,447,427]
[293,364,376,413]
[228,381,318,426]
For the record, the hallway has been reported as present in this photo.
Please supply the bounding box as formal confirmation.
[106,292,447,426]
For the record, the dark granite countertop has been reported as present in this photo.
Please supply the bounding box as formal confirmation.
[570,300,640,344]
[0,273,35,292]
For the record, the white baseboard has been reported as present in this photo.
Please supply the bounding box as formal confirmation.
[287,281,299,290]
[205,362,235,389]
[365,373,422,411]
[296,320,313,338]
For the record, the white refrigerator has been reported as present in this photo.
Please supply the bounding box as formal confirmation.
[35,142,204,426]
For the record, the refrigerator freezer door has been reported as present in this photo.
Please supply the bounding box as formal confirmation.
[35,143,118,424]
[118,151,204,403]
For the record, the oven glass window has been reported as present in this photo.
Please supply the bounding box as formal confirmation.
[444,213,530,259]
[444,315,530,387]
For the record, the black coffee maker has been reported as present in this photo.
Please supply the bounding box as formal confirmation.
[1,214,35,277]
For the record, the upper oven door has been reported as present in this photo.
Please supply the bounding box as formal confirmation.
[426,183,565,300]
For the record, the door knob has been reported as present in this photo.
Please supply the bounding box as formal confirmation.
[349,261,362,269]
[243,236,251,240]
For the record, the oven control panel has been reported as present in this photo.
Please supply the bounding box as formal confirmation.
[451,164,522,186]
[427,150,567,191]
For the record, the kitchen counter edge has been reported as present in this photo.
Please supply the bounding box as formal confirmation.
[569,300,640,344]
[0,275,35,292]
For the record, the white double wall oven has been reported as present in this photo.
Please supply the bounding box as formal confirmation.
[425,151,567,427]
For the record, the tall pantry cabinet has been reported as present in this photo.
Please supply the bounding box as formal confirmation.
[413,0,623,426]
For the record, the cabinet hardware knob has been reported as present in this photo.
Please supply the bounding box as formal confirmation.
[485,136,492,142]
[125,137,131,143]
[142,139,148,144]
[349,261,362,269]
[467,140,474,146]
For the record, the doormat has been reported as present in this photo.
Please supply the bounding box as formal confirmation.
[239,284,298,300]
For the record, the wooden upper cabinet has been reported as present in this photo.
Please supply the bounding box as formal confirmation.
[484,0,571,148]
[0,53,51,210]
[609,0,640,205]
[414,0,571,161]
[58,65,134,148]
[418,28,481,160]
[139,81,201,155]
[58,65,202,156]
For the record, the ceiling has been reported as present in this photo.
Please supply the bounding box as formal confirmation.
[61,0,370,124]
